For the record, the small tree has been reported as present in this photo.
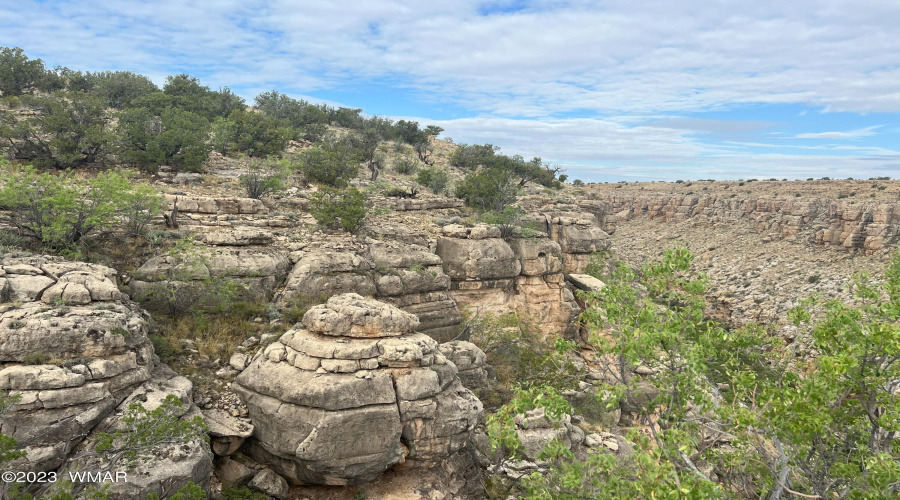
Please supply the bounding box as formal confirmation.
[90,70,159,109]
[0,46,47,96]
[227,109,290,157]
[297,135,360,187]
[454,167,518,212]
[117,107,211,173]
[0,164,162,251]
[309,187,366,233]
[1,91,113,168]
[416,166,449,194]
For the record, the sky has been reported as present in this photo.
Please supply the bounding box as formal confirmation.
[1,0,898,182]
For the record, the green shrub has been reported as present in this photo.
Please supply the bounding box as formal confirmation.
[222,486,268,500]
[148,334,175,362]
[309,187,367,232]
[416,166,449,194]
[0,164,163,251]
[393,155,419,175]
[117,107,211,173]
[227,108,291,157]
[239,161,286,199]
[23,352,50,365]
[1,91,113,169]
[0,46,48,96]
[297,136,360,187]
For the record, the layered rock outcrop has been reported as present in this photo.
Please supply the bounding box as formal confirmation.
[0,257,155,472]
[129,246,291,311]
[435,224,584,336]
[0,255,213,497]
[278,241,462,342]
[233,294,483,486]
[594,194,900,255]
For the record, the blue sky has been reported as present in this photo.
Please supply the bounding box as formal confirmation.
[2,0,897,182]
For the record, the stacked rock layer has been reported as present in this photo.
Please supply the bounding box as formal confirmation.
[233,293,483,486]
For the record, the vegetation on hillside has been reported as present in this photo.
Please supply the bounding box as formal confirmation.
[487,248,900,499]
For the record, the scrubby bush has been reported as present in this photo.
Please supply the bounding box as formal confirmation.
[227,108,291,157]
[0,164,163,252]
[309,187,367,232]
[393,155,419,175]
[454,167,518,212]
[1,91,113,168]
[89,70,159,108]
[416,166,449,194]
[468,313,580,409]
[117,107,211,173]
[297,135,360,187]
[239,161,286,199]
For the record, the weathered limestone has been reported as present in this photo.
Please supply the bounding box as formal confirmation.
[438,341,489,391]
[594,194,900,255]
[129,247,291,311]
[0,256,155,473]
[64,365,213,499]
[435,227,585,337]
[233,294,483,486]
[278,243,463,342]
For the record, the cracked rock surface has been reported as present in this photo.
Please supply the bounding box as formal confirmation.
[233,293,483,486]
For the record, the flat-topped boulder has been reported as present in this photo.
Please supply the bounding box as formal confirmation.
[233,294,483,486]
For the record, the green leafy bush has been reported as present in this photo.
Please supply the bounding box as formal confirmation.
[393,155,419,175]
[0,164,163,251]
[415,166,449,194]
[297,135,360,187]
[117,107,211,173]
[1,91,113,168]
[309,187,366,232]
[227,108,291,157]
[239,161,286,199]
[454,167,518,212]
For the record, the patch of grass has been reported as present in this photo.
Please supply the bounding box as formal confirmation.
[23,352,50,365]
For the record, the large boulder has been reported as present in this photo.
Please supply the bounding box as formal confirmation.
[234,294,483,486]
[0,256,154,473]
[435,237,521,281]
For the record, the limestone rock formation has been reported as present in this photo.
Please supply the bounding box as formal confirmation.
[0,256,155,472]
[278,241,463,342]
[129,247,291,311]
[435,225,583,337]
[439,341,490,391]
[65,365,213,499]
[233,294,483,486]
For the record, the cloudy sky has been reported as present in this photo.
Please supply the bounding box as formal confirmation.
[2,0,897,182]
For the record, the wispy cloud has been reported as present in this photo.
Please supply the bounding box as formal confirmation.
[793,125,884,139]
[0,0,897,180]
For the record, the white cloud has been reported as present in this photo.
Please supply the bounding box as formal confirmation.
[1,0,897,181]
[2,0,898,116]
[793,125,883,139]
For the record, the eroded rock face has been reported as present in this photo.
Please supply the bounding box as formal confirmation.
[438,341,489,391]
[278,242,463,342]
[65,365,213,499]
[435,228,582,337]
[129,247,291,311]
[0,256,154,472]
[233,294,483,486]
